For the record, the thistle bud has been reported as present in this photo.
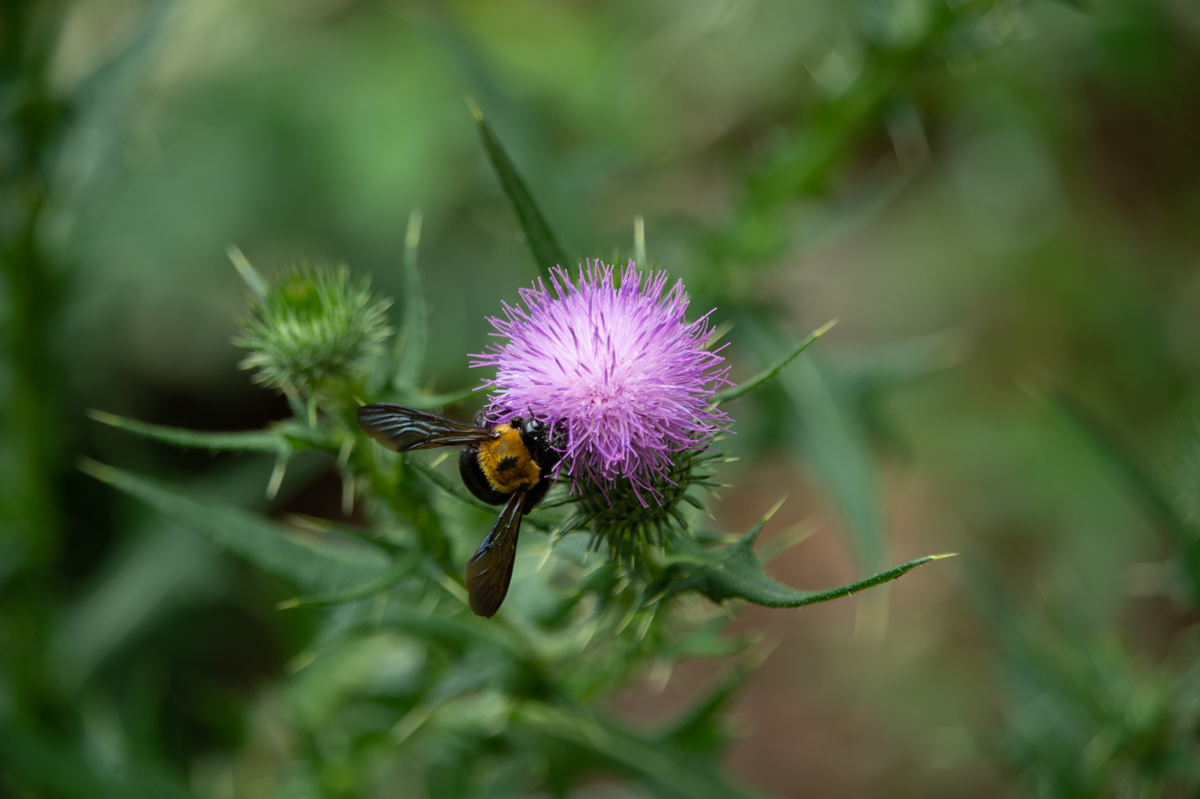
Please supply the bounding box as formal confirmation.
[234,261,392,406]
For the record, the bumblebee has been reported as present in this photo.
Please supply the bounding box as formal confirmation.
[356,403,565,618]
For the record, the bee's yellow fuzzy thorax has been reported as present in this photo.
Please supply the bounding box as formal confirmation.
[476,424,541,494]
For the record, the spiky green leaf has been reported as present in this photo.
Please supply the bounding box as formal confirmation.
[655,504,951,608]
[712,319,837,404]
[468,95,568,276]
[81,460,390,593]
[88,410,291,455]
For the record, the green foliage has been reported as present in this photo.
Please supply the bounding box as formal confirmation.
[972,390,1200,796]
[515,702,757,799]
[1033,386,1200,605]
[79,459,390,594]
[0,722,198,799]
[657,663,755,755]
[973,561,1200,796]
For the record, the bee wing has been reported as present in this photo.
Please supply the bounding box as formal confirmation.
[465,489,525,618]
[357,403,492,452]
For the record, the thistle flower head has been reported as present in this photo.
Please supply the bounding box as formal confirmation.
[235,262,392,401]
[471,260,730,501]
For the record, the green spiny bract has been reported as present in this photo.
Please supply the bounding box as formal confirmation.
[559,445,726,564]
[234,263,392,405]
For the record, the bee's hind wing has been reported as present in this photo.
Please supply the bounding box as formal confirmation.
[465,489,524,618]
[357,403,492,452]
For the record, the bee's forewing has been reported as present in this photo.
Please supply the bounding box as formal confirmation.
[357,404,491,452]
[465,490,524,618]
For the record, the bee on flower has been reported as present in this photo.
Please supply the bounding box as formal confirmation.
[358,259,732,615]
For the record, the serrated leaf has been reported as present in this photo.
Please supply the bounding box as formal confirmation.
[89,410,290,456]
[468,95,568,276]
[655,505,951,608]
[393,209,428,394]
[81,460,390,593]
[712,319,837,404]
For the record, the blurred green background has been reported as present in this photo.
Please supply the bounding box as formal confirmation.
[4,0,1200,795]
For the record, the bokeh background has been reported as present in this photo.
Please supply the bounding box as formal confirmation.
[4,0,1200,795]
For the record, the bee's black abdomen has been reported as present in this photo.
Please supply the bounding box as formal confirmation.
[458,444,510,506]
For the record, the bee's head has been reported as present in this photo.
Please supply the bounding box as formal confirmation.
[514,416,567,472]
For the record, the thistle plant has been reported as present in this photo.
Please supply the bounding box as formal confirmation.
[80,110,949,798]
[4,2,1193,796]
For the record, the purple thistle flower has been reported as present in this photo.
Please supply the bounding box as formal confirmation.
[471,260,731,502]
